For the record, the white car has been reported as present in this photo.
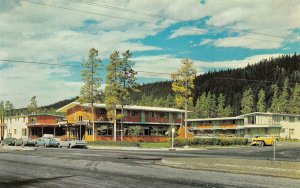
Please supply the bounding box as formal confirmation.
[58,139,87,148]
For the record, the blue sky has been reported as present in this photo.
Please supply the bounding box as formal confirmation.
[0,0,300,107]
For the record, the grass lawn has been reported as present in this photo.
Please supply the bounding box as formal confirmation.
[139,142,170,148]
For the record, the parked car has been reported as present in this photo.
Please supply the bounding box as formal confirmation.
[59,139,87,148]
[250,136,275,146]
[14,138,36,146]
[35,138,59,147]
[1,138,17,146]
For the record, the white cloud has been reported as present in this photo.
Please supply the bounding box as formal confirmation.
[202,0,300,49]
[169,27,206,39]
[213,34,284,49]
[196,39,213,46]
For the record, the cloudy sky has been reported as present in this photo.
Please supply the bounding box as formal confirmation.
[1,0,300,108]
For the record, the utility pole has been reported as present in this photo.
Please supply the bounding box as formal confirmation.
[273,136,276,161]
[113,64,117,142]
[91,61,95,141]
[184,75,188,138]
[171,127,175,149]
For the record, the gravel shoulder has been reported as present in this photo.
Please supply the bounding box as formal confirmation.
[161,157,300,179]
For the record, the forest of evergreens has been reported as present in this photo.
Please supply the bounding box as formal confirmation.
[1,53,299,117]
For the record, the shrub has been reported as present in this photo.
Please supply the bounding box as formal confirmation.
[173,137,248,147]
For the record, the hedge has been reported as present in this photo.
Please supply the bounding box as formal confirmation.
[173,137,248,147]
[87,141,140,147]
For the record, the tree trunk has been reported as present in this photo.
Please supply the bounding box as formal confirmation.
[113,107,117,141]
[92,102,95,141]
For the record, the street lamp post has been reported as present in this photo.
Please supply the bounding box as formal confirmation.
[171,127,175,149]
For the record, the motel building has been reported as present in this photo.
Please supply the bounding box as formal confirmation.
[56,102,185,142]
[2,114,65,140]
[188,112,300,139]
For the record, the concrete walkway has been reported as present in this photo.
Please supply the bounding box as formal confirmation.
[161,157,300,179]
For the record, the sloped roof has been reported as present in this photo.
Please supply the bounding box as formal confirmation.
[56,102,185,113]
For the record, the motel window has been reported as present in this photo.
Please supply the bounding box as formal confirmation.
[30,118,37,124]
[79,116,83,121]
[177,113,182,119]
[149,112,155,118]
[144,127,151,136]
[160,112,167,118]
[124,110,128,116]
[14,129,17,135]
[130,111,138,117]
[87,128,93,135]
[23,117,25,123]
[282,116,288,121]
[289,117,295,122]
[281,128,285,133]
[22,129,27,136]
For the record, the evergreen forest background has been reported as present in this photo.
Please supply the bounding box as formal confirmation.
[1,54,299,118]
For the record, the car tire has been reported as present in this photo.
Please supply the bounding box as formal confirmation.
[258,141,264,147]
[35,143,38,147]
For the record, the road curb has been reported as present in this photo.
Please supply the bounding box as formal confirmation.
[161,158,300,179]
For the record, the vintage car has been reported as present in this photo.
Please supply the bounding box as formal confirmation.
[1,137,17,146]
[250,136,275,146]
[14,138,36,146]
[59,139,87,148]
[35,138,59,147]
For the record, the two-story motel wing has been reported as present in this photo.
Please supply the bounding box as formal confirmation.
[56,102,185,142]
[188,112,300,139]
[2,114,65,140]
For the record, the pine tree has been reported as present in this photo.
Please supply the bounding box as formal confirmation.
[164,95,175,108]
[269,84,280,113]
[5,101,14,116]
[241,88,254,114]
[105,50,122,141]
[210,94,217,117]
[171,58,197,138]
[290,83,300,114]
[223,105,233,117]
[118,50,138,141]
[278,78,289,113]
[204,92,211,118]
[256,89,266,112]
[28,96,38,114]
[80,48,103,141]
[194,93,206,118]
[217,93,225,117]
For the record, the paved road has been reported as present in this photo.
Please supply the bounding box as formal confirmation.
[0,143,299,188]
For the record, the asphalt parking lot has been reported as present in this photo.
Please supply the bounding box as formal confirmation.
[0,142,299,187]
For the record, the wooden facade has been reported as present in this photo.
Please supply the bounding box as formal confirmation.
[56,102,185,142]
